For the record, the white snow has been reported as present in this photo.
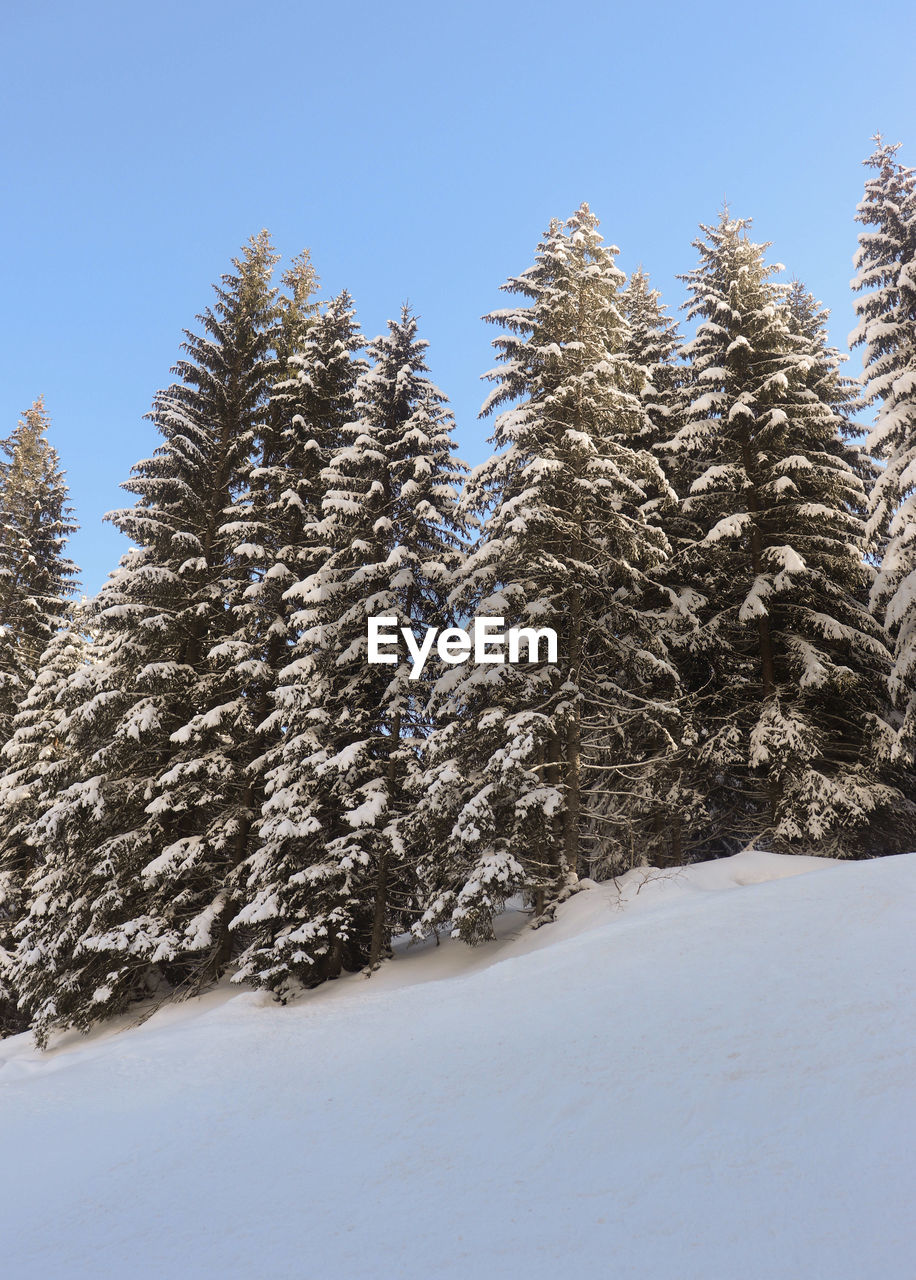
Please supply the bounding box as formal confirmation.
[1,849,914,1279]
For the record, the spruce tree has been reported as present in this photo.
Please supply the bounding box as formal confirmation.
[230,305,466,995]
[852,137,916,761]
[0,397,78,743]
[412,204,680,943]
[620,266,683,456]
[223,250,321,728]
[9,233,283,1044]
[227,289,368,994]
[666,211,906,856]
[0,615,88,1035]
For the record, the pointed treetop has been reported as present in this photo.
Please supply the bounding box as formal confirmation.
[566,201,600,241]
[859,134,913,195]
[19,395,49,433]
[2,396,71,494]
[282,248,319,304]
[281,248,320,322]
[624,264,656,301]
[784,278,831,336]
[233,229,280,307]
[4,398,55,470]
[865,133,900,165]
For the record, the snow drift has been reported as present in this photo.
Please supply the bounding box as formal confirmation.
[1,850,914,1279]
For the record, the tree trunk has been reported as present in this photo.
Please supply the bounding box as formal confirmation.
[546,719,563,891]
[740,430,779,824]
[563,588,582,880]
[369,702,402,970]
[739,432,777,699]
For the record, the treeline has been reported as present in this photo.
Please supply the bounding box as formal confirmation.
[1,138,914,1045]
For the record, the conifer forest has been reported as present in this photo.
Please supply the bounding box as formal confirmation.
[2,137,915,1049]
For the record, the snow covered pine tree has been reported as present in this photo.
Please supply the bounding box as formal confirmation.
[852,136,916,766]
[614,265,712,867]
[231,305,466,996]
[665,211,907,857]
[0,397,79,745]
[411,204,682,944]
[620,266,684,457]
[0,616,89,1035]
[0,398,79,1035]
[9,234,288,1045]
[228,289,370,993]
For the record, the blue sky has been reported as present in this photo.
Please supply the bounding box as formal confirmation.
[2,0,914,593]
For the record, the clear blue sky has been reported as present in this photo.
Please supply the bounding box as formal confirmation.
[2,0,914,593]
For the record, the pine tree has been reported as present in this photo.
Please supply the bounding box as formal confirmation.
[230,305,466,996]
[616,268,717,867]
[224,250,322,723]
[621,266,683,456]
[226,289,368,994]
[852,136,916,761]
[412,205,680,943]
[250,284,364,631]
[9,233,284,1044]
[0,615,89,1035]
[0,398,78,742]
[666,211,906,856]
[202,252,324,949]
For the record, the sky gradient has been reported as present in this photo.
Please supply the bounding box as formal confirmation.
[3,0,915,593]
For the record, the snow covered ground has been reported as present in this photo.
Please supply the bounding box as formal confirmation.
[1,850,914,1279]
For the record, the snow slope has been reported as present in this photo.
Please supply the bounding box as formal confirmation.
[1,851,914,1279]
